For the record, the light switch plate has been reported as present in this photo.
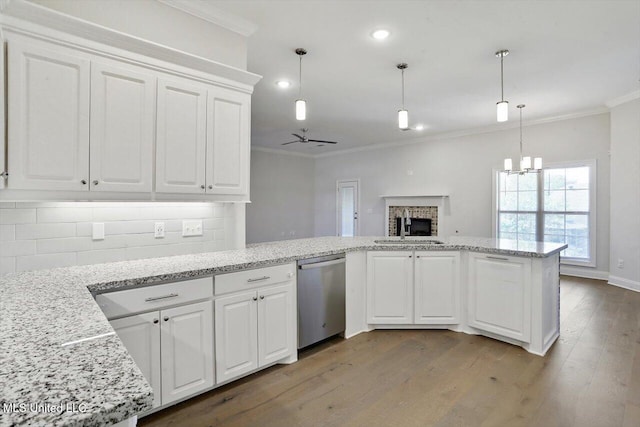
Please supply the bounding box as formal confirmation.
[182,220,203,237]
[92,223,105,240]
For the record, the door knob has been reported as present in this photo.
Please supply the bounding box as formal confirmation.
[252,296,258,301]
[208,185,213,190]
[81,179,87,185]
[260,295,265,300]
[93,180,99,186]
[163,316,169,322]
[153,319,159,324]
[200,184,205,190]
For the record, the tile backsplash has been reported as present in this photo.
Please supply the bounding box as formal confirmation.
[0,202,235,275]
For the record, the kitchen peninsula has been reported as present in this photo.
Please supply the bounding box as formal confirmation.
[0,236,566,426]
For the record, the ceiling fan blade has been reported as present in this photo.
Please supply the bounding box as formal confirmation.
[308,139,338,144]
[292,133,304,139]
[281,141,299,145]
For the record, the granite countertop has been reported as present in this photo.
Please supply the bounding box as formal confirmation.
[0,236,566,426]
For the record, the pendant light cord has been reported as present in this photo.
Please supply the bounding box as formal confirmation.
[299,55,303,98]
[500,54,504,102]
[401,68,405,109]
[519,106,523,160]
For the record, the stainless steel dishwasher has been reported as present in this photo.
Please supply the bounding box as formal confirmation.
[297,254,346,349]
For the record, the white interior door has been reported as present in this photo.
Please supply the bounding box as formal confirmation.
[337,180,359,236]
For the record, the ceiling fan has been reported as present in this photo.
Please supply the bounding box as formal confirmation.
[281,128,338,146]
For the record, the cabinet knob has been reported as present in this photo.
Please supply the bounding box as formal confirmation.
[200,184,206,190]
[153,319,159,324]
[260,295,265,300]
[93,180,99,186]
[208,185,213,190]
[252,296,258,301]
[164,316,169,322]
[81,179,87,185]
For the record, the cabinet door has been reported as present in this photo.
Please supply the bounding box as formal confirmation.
[155,78,207,194]
[111,312,161,408]
[0,37,5,190]
[160,300,214,405]
[90,61,155,192]
[7,35,90,191]
[468,253,532,342]
[214,291,258,383]
[206,86,250,195]
[258,283,294,367]
[366,251,413,324]
[414,251,460,324]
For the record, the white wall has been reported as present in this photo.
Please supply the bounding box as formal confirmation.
[0,202,235,275]
[27,0,248,69]
[609,98,640,290]
[314,113,611,275]
[246,149,315,243]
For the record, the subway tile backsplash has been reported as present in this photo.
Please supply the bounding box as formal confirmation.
[0,202,233,275]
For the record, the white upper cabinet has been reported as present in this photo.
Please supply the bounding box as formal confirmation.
[7,34,90,191]
[206,86,250,195]
[414,251,460,324]
[90,61,155,192]
[155,78,207,194]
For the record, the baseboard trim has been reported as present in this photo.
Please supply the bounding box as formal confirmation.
[560,265,609,281]
[608,275,640,292]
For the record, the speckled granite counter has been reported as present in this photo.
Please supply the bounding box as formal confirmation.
[0,236,566,426]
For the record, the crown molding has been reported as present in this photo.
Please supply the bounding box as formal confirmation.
[313,107,609,159]
[605,90,640,108]
[0,0,262,89]
[251,146,315,159]
[157,0,257,37]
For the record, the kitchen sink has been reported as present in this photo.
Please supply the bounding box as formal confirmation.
[374,239,445,245]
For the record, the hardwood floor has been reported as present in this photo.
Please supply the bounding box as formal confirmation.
[139,276,640,427]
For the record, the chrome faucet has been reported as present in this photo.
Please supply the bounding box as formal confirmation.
[400,209,411,239]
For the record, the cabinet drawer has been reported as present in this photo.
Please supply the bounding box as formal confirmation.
[215,263,296,295]
[96,276,213,319]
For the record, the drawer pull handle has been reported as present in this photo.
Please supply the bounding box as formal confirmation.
[145,293,179,302]
[486,255,509,261]
[247,276,270,283]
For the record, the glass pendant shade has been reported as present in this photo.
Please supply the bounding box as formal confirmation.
[398,109,409,129]
[295,99,306,121]
[534,157,543,170]
[521,156,532,170]
[497,101,509,122]
[504,158,513,171]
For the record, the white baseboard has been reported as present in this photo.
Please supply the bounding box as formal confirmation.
[608,275,640,292]
[560,265,609,281]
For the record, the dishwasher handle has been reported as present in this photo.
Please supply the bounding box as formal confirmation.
[299,258,346,270]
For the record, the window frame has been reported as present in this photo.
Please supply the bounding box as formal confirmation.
[492,159,597,267]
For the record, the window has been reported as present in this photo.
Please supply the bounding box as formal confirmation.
[495,160,596,266]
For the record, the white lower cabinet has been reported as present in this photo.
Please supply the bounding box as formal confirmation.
[467,253,532,342]
[214,271,295,384]
[366,251,413,324]
[414,251,460,324]
[367,251,460,325]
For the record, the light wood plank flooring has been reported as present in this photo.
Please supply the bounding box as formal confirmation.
[139,276,640,427]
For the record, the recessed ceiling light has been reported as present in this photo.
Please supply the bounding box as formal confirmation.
[371,29,390,40]
[415,124,425,131]
[276,80,291,89]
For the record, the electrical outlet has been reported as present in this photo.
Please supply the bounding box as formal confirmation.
[617,258,624,268]
[182,220,203,237]
[92,223,105,240]
[154,222,165,238]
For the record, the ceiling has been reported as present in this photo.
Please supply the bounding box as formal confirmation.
[210,0,640,154]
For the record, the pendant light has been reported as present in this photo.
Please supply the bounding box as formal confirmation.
[397,63,409,129]
[295,48,307,121]
[495,49,509,122]
[503,104,542,174]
